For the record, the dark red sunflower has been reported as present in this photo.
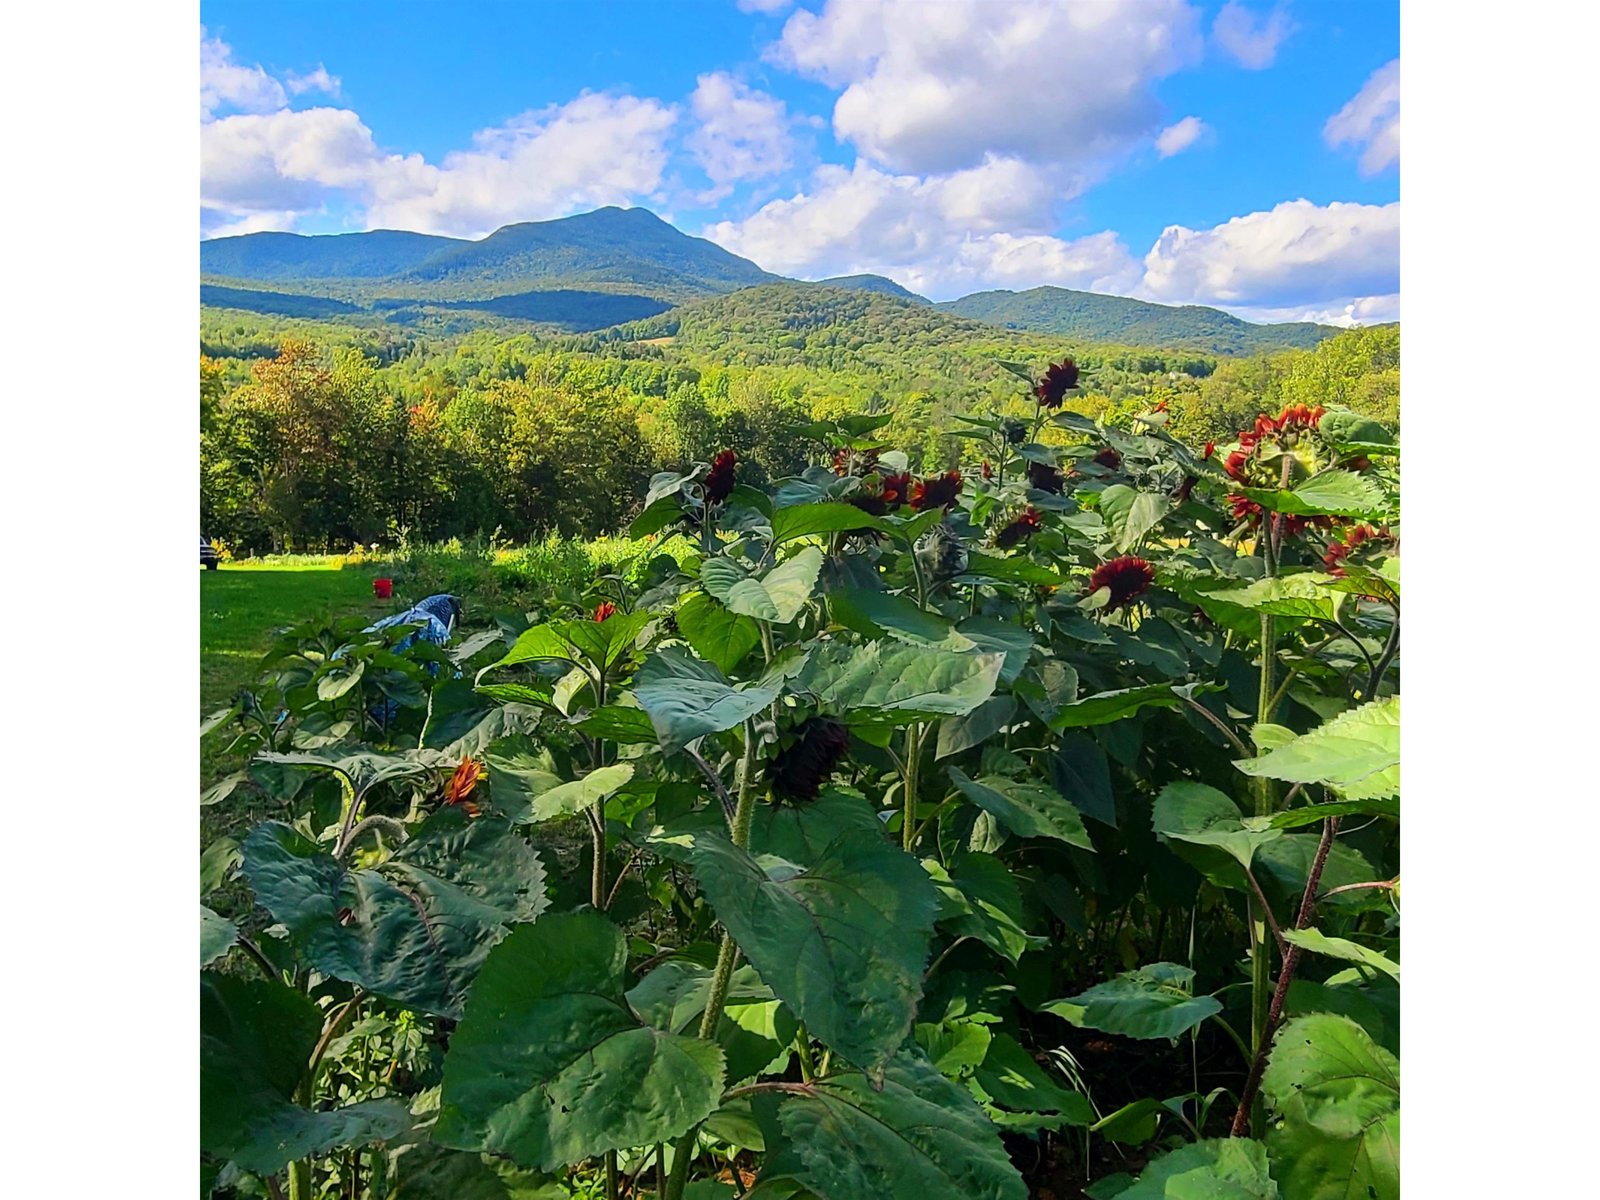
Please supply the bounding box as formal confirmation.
[910,469,963,511]
[981,459,994,481]
[768,717,851,804]
[832,446,880,477]
[705,449,738,503]
[1026,460,1065,494]
[1092,447,1122,471]
[593,601,617,622]
[1001,417,1027,445]
[1086,556,1155,610]
[1034,359,1080,408]
[1323,524,1390,576]
[995,507,1042,549]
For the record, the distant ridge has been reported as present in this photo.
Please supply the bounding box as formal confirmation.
[940,286,1336,355]
[201,207,1344,351]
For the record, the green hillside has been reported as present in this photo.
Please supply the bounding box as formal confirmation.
[941,285,1339,354]
[199,228,462,280]
[815,274,931,303]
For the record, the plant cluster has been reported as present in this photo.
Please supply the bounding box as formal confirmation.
[202,359,1399,1200]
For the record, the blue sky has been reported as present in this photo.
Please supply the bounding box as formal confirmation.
[200,0,1398,322]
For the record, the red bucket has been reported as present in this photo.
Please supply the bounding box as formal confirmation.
[373,578,394,600]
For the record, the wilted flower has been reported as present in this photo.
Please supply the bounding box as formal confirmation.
[1026,460,1065,494]
[1001,417,1027,445]
[593,601,617,622]
[995,507,1042,549]
[444,756,486,817]
[1035,359,1080,408]
[910,469,963,511]
[848,470,911,516]
[1092,447,1122,471]
[832,446,880,477]
[1323,524,1391,576]
[705,450,738,503]
[981,459,994,480]
[1173,475,1198,504]
[1086,556,1155,610]
[768,717,851,803]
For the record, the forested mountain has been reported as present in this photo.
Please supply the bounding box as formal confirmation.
[941,286,1339,355]
[202,206,1347,351]
[199,229,464,281]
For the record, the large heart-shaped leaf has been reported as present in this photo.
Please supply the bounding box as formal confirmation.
[797,642,1003,726]
[1100,485,1168,552]
[758,1052,1027,1200]
[1234,698,1399,800]
[241,809,548,1017]
[1152,781,1281,868]
[1238,470,1386,519]
[969,1033,1094,1130]
[201,973,410,1175]
[948,768,1093,849]
[1042,963,1221,1040]
[1049,683,1213,731]
[632,648,780,752]
[1262,1015,1399,1200]
[924,853,1032,963]
[677,591,761,674]
[485,612,650,676]
[201,905,237,967]
[829,589,972,649]
[520,764,636,822]
[771,502,883,545]
[702,547,823,624]
[685,831,939,1074]
[435,914,726,1172]
[1118,1138,1279,1199]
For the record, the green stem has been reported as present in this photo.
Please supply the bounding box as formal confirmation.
[1249,518,1281,1060]
[666,723,760,1200]
[902,722,921,852]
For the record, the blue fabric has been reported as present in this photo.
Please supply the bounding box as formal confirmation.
[365,593,460,652]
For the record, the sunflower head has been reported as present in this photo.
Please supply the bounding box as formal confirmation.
[910,469,963,511]
[444,755,486,816]
[1035,359,1080,408]
[705,450,738,503]
[768,717,851,804]
[1086,556,1155,610]
[1026,459,1065,495]
[1092,447,1122,471]
[995,506,1042,549]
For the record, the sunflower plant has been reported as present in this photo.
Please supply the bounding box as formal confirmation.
[202,361,1399,1200]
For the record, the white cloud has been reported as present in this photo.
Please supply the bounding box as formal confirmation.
[702,158,1139,298]
[363,93,679,237]
[1139,198,1399,311]
[285,65,341,98]
[1229,293,1399,328]
[686,73,795,197]
[201,107,383,233]
[737,0,794,12]
[1211,2,1294,69]
[1325,59,1399,176]
[1156,116,1208,158]
[200,25,286,118]
[769,0,1203,174]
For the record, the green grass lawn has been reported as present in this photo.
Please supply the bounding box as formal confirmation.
[201,557,388,717]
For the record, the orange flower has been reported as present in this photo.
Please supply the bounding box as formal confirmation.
[594,601,617,622]
[444,756,485,817]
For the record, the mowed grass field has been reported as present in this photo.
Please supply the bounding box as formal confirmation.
[201,558,388,720]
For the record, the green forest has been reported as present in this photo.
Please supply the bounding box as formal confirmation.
[200,287,1397,556]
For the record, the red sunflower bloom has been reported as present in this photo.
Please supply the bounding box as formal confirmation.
[444,756,486,817]
[995,507,1042,549]
[1026,460,1065,494]
[1034,359,1080,408]
[593,601,617,622]
[981,459,994,481]
[705,449,738,503]
[910,469,963,511]
[1087,556,1155,610]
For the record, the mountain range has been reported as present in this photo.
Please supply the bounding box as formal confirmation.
[201,206,1344,355]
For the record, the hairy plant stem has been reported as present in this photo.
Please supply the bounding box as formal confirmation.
[1232,817,1341,1137]
[902,722,922,852]
[665,722,760,1200]
[1249,511,1280,1060]
[1365,611,1400,698]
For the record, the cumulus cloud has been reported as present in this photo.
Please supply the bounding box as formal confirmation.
[200,25,286,118]
[1139,198,1399,314]
[686,73,795,197]
[768,0,1202,174]
[1156,116,1208,158]
[1211,2,1294,69]
[285,65,341,97]
[1325,59,1399,176]
[1229,293,1399,328]
[702,158,1139,298]
[201,107,383,234]
[363,93,679,236]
